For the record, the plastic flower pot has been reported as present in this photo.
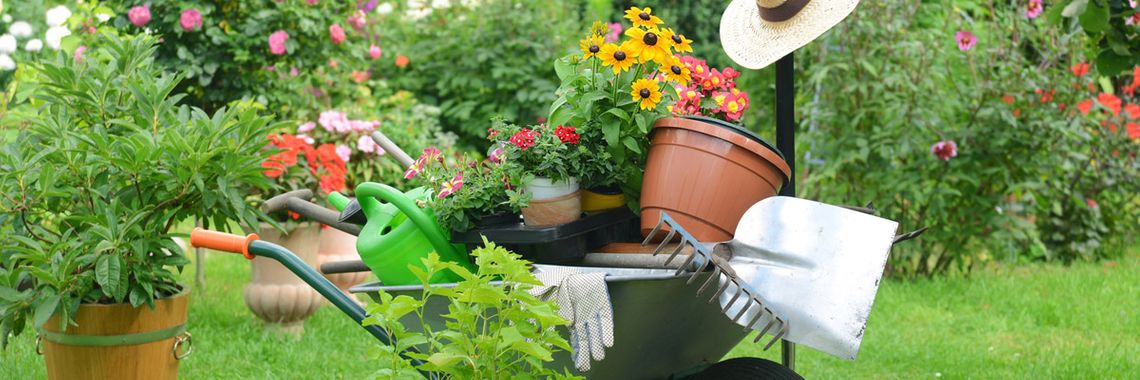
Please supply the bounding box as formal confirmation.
[581,186,626,213]
[521,177,582,227]
[640,116,791,242]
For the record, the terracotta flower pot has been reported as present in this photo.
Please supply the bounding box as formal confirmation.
[641,117,791,242]
[244,223,324,336]
[317,227,369,296]
[522,177,582,227]
[41,288,190,380]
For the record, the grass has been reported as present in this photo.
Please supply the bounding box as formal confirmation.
[2,250,1137,379]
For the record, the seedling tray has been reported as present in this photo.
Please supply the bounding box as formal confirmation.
[451,208,641,264]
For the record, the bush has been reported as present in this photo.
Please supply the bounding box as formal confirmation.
[797,1,1139,276]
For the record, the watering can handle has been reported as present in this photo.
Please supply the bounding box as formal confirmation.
[354,182,459,259]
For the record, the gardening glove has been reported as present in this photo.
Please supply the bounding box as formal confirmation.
[528,267,614,371]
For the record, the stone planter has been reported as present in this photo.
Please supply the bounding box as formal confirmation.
[243,223,323,336]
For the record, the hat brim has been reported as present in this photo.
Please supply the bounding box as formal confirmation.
[720,0,860,70]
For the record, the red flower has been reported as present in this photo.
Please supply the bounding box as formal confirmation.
[722,67,741,80]
[487,128,499,139]
[1077,99,1094,116]
[1097,93,1122,117]
[1035,88,1054,103]
[395,54,410,68]
[261,160,285,178]
[1071,62,1090,77]
[1127,122,1140,140]
[1125,103,1140,119]
[930,140,958,161]
[554,125,580,144]
[509,128,539,150]
[1086,199,1098,209]
[1013,108,1021,117]
[1001,95,1015,105]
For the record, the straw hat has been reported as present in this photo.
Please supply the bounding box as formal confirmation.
[720,0,860,70]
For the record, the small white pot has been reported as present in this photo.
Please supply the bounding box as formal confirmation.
[525,177,580,200]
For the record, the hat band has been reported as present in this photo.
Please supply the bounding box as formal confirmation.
[756,0,811,22]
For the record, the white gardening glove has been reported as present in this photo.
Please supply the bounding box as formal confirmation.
[564,272,613,370]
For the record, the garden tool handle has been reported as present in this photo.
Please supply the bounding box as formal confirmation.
[355,182,461,259]
[320,259,371,275]
[284,198,362,236]
[189,228,259,259]
[370,131,415,168]
[262,189,313,213]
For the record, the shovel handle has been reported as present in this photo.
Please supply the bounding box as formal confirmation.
[371,131,415,168]
[189,228,259,260]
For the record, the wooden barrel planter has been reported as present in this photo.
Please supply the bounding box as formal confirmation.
[39,289,191,380]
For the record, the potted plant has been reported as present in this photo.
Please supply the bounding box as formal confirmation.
[546,10,690,210]
[404,144,530,233]
[487,120,586,226]
[0,35,275,379]
[643,54,791,242]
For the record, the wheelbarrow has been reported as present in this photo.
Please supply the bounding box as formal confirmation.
[189,227,803,379]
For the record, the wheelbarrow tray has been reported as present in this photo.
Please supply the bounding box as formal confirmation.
[351,266,748,379]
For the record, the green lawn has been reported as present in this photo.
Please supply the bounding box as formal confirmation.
[2,249,1137,379]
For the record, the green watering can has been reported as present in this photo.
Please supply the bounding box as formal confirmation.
[328,182,473,285]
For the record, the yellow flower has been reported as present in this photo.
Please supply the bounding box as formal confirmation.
[624,6,664,29]
[659,55,691,85]
[631,78,663,110]
[579,34,605,60]
[625,27,672,64]
[660,28,693,53]
[599,41,637,74]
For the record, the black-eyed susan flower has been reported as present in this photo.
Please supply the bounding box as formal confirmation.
[599,41,637,74]
[631,78,663,110]
[659,55,691,85]
[660,28,693,54]
[624,6,663,29]
[579,34,605,60]
[625,27,672,64]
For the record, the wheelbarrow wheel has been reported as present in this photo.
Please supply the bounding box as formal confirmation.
[687,357,803,380]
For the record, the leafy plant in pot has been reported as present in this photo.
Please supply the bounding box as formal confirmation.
[547,10,693,209]
[487,119,586,227]
[404,144,531,233]
[0,34,276,379]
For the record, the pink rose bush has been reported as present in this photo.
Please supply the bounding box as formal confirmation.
[180,9,202,32]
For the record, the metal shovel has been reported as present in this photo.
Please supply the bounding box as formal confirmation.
[643,196,899,361]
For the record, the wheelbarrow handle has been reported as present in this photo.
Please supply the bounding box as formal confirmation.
[188,228,432,377]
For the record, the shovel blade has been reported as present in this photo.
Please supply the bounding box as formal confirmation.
[722,196,897,360]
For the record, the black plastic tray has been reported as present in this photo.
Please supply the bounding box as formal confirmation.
[451,208,641,264]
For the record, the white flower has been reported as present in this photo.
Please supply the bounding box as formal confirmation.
[1,15,11,24]
[376,2,394,14]
[25,39,43,52]
[45,26,71,50]
[96,13,111,23]
[431,0,451,9]
[9,21,34,38]
[0,55,15,71]
[0,35,16,54]
[46,6,73,27]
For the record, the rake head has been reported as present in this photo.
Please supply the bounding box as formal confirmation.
[641,212,788,350]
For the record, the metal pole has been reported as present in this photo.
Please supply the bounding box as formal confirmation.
[774,53,797,369]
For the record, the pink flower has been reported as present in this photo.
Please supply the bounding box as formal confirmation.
[369,45,382,60]
[329,24,346,45]
[351,70,371,83]
[128,5,151,27]
[268,30,289,55]
[289,67,300,76]
[1026,0,1043,19]
[357,135,383,154]
[306,0,319,4]
[180,9,203,32]
[437,173,464,198]
[74,46,87,62]
[296,134,315,145]
[318,111,350,133]
[605,22,623,43]
[930,140,958,161]
[422,146,442,163]
[348,11,367,31]
[1128,12,1140,26]
[955,31,976,52]
[404,157,425,179]
[297,122,316,133]
[335,144,352,163]
[489,147,505,163]
[1086,199,1098,209]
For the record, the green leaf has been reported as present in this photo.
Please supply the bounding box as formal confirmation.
[1095,49,1131,76]
[603,108,630,122]
[602,122,619,147]
[1078,1,1108,33]
[622,136,641,154]
[553,57,575,81]
[33,295,61,328]
[0,287,23,302]
[426,352,465,368]
[95,255,122,298]
[510,340,553,361]
[1062,0,1087,18]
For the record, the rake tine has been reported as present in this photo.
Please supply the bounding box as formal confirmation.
[641,219,664,246]
[721,285,742,313]
[684,255,711,284]
[743,307,766,331]
[753,316,778,343]
[762,321,788,351]
[652,229,677,255]
[664,241,687,264]
[732,295,754,323]
[696,266,722,296]
[709,279,732,303]
[674,243,703,272]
